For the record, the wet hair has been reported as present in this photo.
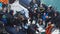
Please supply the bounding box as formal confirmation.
[38,19,43,25]
[9,10,14,15]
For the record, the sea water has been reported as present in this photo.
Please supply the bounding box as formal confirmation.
[41,0,60,12]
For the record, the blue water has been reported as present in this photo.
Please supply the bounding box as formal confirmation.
[41,0,60,12]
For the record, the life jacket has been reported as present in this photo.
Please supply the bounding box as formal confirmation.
[46,25,53,34]
[0,0,8,4]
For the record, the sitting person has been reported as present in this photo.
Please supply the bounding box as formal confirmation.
[46,22,54,34]
[36,19,45,34]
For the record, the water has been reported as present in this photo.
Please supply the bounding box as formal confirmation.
[41,0,60,12]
